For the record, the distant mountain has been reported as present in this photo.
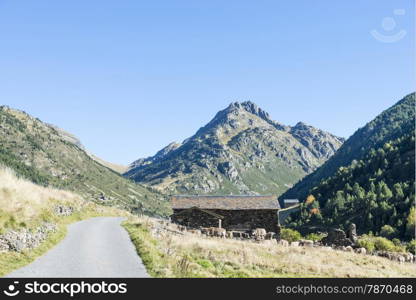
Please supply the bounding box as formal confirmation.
[0,106,169,216]
[125,101,344,196]
[49,124,128,174]
[87,153,128,174]
[281,93,416,201]
[129,142,182,171]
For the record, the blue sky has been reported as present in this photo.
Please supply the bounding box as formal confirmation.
[0,0,414,165]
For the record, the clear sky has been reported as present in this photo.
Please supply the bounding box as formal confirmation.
[0,0,414,165]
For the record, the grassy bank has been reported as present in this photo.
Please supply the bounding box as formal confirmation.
[0,167,128,276]
[123,218,416,278]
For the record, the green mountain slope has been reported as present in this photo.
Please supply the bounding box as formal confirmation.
[0,106,170,216]
[125,101,344,196]
[283,93,415,240]
[287,132,415,240]
[280,93,415,201]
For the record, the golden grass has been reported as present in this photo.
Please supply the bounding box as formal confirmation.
[0,166,129,276]
[124,217,416,278]
[0,167,86,230]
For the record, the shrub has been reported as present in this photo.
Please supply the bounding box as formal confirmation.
[380,225,397,239]
[305,233,326,242]
[374,237,396,252]
[392,238,401,246]
[406,240,416,255]
[281,228,302,242]
[358,235,405,253]
[357,236,375,253]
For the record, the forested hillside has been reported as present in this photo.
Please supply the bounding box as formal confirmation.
[281,93,415,202]
[286,99,415,240]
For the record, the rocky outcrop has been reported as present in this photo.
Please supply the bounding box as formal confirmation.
[322,229,354,247]
[347,223,358,244]
[217,161,239,181]
[290,122,345,160]
[0,223,57,252]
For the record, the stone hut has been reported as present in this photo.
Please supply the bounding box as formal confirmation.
[170,195,280,232]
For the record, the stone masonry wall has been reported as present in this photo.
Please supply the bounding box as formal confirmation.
[0,223,57,252]
[172,209,278,232]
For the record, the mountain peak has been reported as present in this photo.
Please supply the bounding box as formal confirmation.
[127,99,344,195]
[226,101,271,121]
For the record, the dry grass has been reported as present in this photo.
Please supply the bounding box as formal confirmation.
[0,166,129,275]
[0,167,86,231]
[124,217,416,278]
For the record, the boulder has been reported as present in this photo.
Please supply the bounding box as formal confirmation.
[403,253,414,263]
[211,228,226,238]
[252,228,267,240]
[265,232,275,240]
[347,223,358,244]
[322,229,353,247]
[345,246,354,252]
[395,255,405,264]
[277,239,289,247]
[355,247,367,255]
[300,240,314,247]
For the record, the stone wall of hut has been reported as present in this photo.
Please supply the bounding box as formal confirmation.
[171,209,278,232]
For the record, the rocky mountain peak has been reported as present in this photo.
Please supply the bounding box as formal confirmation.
[224,101,272,123]
[240,101,271,120]
[126,100,345,196]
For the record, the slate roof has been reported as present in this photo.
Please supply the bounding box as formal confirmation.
[171,195,280,210]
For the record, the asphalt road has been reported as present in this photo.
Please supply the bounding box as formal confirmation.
[6,217,150,278]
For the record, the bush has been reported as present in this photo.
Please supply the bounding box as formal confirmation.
[392,238,401,246]
[358,235,405,253]
[380,225,397,239]
[305,233,326,242]
[357,236,375,253]
[281,228,302,242]
[406,240,416,255]
[374,237,396,252]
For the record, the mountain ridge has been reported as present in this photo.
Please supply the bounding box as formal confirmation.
[125,101,344,196]
[0,106,169,216]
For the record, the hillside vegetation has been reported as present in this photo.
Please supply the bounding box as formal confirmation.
[0,106,169,216]
[286,133,415,240]
[281,93,415,201]
[126,101,343,196]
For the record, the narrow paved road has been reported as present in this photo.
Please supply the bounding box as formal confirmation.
[6,217,149,278]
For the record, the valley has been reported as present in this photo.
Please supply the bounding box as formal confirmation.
[0,93,415,278]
